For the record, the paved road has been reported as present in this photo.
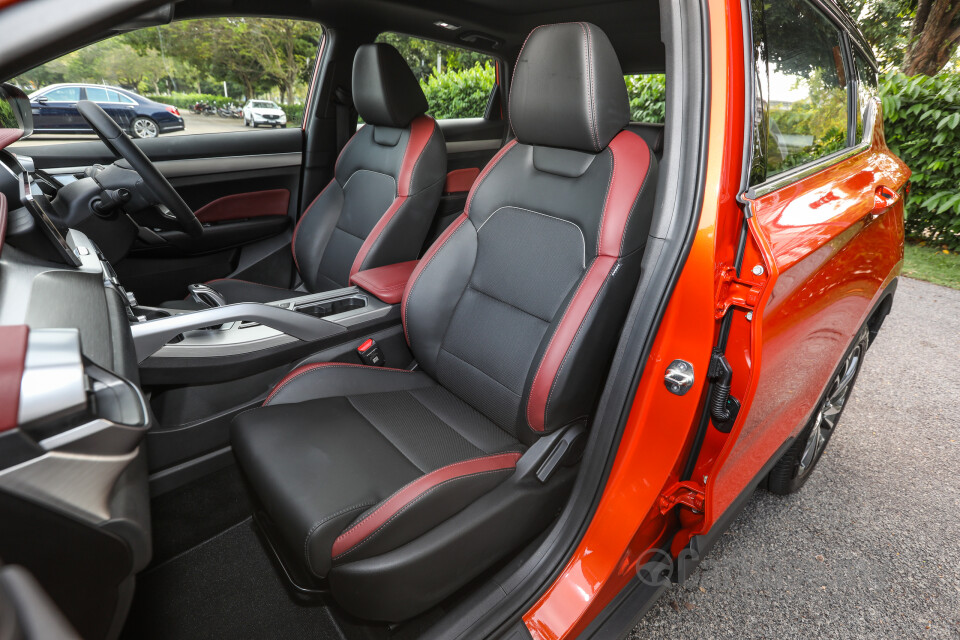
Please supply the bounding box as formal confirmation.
[631,277,960,639]
[11,111,269,148]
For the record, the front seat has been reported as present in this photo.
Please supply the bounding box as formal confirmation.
[231,22,658,621]
[190,43,446,304]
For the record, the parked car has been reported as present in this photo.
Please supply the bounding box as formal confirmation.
[0,0,909,638]
[27,83,184,138]
[242,99,287,127]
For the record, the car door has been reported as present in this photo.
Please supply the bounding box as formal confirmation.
[83,86,136,132]
[707,0,909,518]
[31,85,83,131]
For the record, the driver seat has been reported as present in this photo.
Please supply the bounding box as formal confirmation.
[231,22,657,621]
[192,43,446,304]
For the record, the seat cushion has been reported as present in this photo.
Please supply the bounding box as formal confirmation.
[231,364,524,579]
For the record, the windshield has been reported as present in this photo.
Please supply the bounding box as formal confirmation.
[251,101,279,109]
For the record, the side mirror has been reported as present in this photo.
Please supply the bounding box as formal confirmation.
[35,96,48,105]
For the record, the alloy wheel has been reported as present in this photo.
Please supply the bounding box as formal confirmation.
[133,118,159,138]
[765,328,869,494]
[797,344,861,476]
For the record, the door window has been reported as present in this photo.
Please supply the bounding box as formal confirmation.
[376,33,497,120]
[40,86,80,101]
[84,87,122,103]
[10,18,323,146]
[750,0,851,184]
[853,50,878,143]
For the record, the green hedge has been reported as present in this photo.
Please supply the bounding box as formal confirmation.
[419,66,667,123]
[626,74,666,123]
[882,72,960,250]
[420,62,495,119]
[146,92,305,125]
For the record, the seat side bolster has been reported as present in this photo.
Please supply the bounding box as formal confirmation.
[525,131,654,432]
[331,452,521,561]
[263,364,433,407]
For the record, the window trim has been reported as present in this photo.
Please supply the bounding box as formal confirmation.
[748,97,875,198]
[746,0,874,199]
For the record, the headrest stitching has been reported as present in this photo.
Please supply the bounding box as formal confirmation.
[508,25,543,137]
[583,23,601,152]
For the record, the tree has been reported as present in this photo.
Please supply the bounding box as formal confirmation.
[901,0,960,75]
[248,19,322,104]
[845,0,960,76]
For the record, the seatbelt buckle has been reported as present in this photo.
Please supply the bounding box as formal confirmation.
[357,338,384,367]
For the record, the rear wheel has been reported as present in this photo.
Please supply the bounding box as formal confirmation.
[765,327,869,495]
[131,117,159,139]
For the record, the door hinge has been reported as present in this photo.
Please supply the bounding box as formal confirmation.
[714,264,764,319]
[659,481,706,515]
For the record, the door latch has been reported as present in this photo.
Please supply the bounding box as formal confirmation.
[664,359,695,396]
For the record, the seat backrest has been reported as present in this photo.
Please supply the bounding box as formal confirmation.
[402,23,658,444]
[293,43,446,292]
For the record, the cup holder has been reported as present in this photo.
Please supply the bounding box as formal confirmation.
[295,296,366,319]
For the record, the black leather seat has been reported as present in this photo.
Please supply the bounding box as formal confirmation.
[231,22,658,621]
[195,43,446,304]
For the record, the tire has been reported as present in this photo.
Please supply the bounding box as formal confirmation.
[131,117,159,139]
[252,122,258,128]
[244,117,250,126]
[765,326,870,495]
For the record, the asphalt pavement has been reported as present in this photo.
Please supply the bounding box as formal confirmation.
[630,277,960,639]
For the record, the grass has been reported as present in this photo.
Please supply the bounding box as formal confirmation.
[903,241,960,290]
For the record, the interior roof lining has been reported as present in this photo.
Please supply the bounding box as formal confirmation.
[171,0,666,73]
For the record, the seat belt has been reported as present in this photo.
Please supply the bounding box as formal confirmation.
[333,87,354,153]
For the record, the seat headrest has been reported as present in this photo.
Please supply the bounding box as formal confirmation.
[353,43,429,128]
[509,23,629,153]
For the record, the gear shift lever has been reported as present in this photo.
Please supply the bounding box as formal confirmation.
[187,283,227,308]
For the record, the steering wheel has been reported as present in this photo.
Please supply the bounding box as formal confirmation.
[77,100,203,237]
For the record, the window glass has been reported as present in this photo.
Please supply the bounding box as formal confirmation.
[750,0,850,183]
[10,18,323,145]
[40,86,80,101]
[854,51,877,143]
[85,87,121,103]
[624,74,666,124]
[376,33,496,120]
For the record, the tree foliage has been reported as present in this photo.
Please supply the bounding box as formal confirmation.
[882,71,960,249]
[626,74,666,123]
[376,33,488,81]
[12,18,322,104]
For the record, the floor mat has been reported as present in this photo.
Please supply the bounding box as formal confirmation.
[122,519,345,640]
[148,464,252,566]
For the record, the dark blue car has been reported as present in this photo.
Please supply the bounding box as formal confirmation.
[28,84,184,138]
